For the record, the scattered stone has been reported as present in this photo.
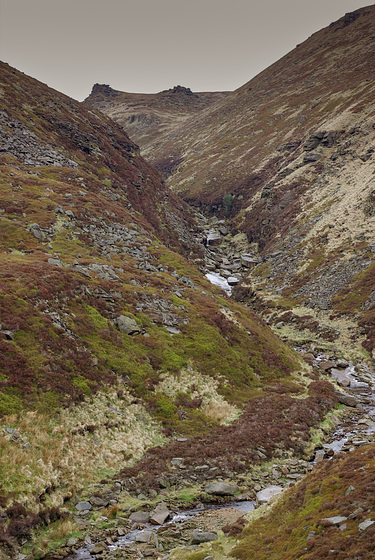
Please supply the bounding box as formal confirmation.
[171,457,184,466]
[190,532,218,544]
[129,511,150,524]
[91,542,109,554]
[319,360,335,372]
[48,257,63,267]
[256,485,283,504]
[204,482,239,496]
[227,276,240,286]
[358,518,374,532]
[321,515,348,526]
[75,501,92,511]
[334,391,358,407]
[314,449,326,463]
[116,315,141,335]
[207,232,221,246]
[66,538,77,547]
[150,502,170,525]
[135,530,154,543]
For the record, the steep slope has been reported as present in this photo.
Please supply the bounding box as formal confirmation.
[0,62,333,558]
[104,6,375,362]
[84,84,229,173]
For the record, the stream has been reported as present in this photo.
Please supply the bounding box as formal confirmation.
[64,227,375,560]
[65,500,255,559]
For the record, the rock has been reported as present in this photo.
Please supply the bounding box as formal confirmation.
[75,501,92,511]
[331,368,351,387]
[204,482,239,496]
[135,530,154,543]
[358,519,374,532]
[207,232,221,246]
[241,254,257,267]
[65,210,75,219]
[89,496,109,507]
[334,391,358,407]
[150,502,170,525]
[319,360,335,372]
[116,315,140,335]
[227,276,240,286]
[129,511,150,524]
[321,515,348,526]
[219,227,228,236]
[256,485,283,504]
[48,257,63,267]
[66,538,77,546]
[171,457,184,466]
[190,532,218,544]
[2,330,15,340]
[314,449,325,463]
[29,223,46,240]
[91,542,109,554]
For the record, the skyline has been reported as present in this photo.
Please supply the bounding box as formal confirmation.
[0,0,369,101]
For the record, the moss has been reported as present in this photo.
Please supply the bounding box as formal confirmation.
[73,375,92,395]
[0,390,23,415]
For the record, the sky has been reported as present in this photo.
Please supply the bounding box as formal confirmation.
[0,0,368,101]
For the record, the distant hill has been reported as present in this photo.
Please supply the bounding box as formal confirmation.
[88,6,375,361]
[84,83,229,174]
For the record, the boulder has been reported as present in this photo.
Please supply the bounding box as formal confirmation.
[207,232,221,246]
[190,531,218,544]
[227,276,240,286]
[334,391,358,407]
[91,542,109,554]
[256,485,283,504]
[358,519,374,532]
[129,511,150,523]
[75,501,92,511]
[204,482,239,496]
[117,315,140,335]
[321,515,347,526]
[150,502,170,525]
[135,530,154,543]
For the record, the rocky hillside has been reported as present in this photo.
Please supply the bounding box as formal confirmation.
[84,84,229,174]
[96,6,375,362]
[0,61,333,559]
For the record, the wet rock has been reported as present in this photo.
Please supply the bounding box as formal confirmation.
[204,482,239,496]
[91,542,109,554]
[116,315,141,335]
[256,485,283,504]
[150,502,170,525]
[190,531,218,544]
[135,530,154,543]
[319,360,335,372]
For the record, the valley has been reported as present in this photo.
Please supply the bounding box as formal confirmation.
[0,5,375,560]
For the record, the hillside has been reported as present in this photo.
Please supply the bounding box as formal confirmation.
[94,6,375,363]
[0,61,331,559]
[84,84,229,173]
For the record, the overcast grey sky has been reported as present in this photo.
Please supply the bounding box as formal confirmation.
[0,0,368,101]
